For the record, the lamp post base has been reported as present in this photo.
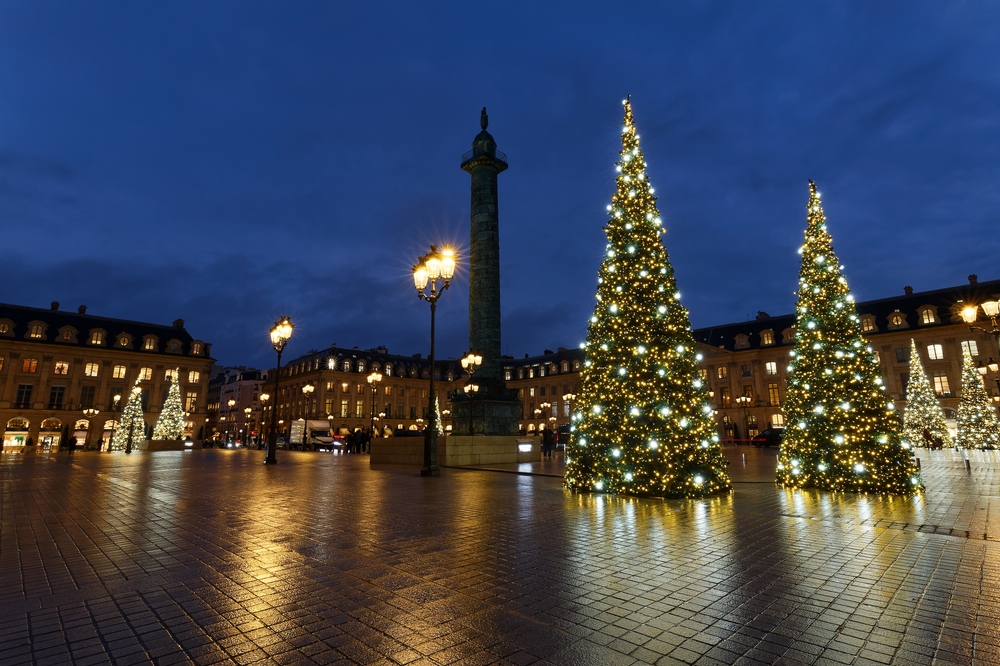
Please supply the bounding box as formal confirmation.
[420,466,440,477]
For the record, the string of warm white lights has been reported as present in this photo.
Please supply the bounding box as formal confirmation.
[776,182,921,494]
[902,339,953,448]
[564,98,731,498]
[956,348,1000,449]
[112,380,147,451]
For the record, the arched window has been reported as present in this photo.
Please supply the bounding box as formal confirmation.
[358,361,366,373]
[90,330,105,345]
[860,315,876,333]
[385,363,393,376]
[6,417,29,430]
[919,307,938,325]
[143,337,157,351]
[781,328,796,344]
[573,360,581,371]
[191,342,203,355]
[28,323,44,339]
[888,312,907,329]
[734,334,750,349]
[760,330,775,346]
[342,360,351,372]
[771,413,785,427]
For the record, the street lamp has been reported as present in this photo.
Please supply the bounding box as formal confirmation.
[539,401,552,430]
[367,371,382,436]
[961,297,1000,349]
[82,408,99,450]
[265,317,294,465]
[460,351,483,434]
[412,244,457,477]
[227,398,236,442]
[302,384,314,417]
[259,393,270,449]
[735,395,752,441]
[108,393,121,451]
[977,358,1000,404]
[243,407,252,446]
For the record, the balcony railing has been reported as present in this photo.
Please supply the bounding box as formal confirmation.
[461,148,508,166]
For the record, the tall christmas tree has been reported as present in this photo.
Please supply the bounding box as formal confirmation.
[902,339,953,448]
[956,348,1000,449]
[564,98,730,498]
[153,370,185,440]
[112,381,147,451]
[434,396,444,436]
[777,182,920,493]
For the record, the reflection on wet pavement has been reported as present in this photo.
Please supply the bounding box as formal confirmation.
[1,447,998,664]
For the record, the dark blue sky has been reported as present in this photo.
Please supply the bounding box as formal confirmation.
[1,2,998,367]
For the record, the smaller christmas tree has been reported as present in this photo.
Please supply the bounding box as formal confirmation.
[956,349,1000,450]
[434,396,444,436]
[113,380,147,451]
[153,370,185,440]
[903,339,953,448]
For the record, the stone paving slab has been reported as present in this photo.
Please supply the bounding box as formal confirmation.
[1,448,999,665]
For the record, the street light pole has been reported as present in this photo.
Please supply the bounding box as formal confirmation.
[367,371,383,437]
[259,392,270,450]
[412,245,457,477]
[265,317,294,465]
[460,351,482,434]
[735,395,752,441]
[83,408,99,450]
[961,297,1000,351]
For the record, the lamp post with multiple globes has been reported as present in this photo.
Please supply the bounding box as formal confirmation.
[264,317,294,465]
[460,351,482,434]
[258,392,270,449]
[367,371,383,437]
[82,408,99,450]
[961,296,1000,349]
[243,407,252,446]
[412,245,456,477]
[735,395,753,441]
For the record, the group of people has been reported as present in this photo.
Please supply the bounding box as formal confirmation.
[340,428,372,454]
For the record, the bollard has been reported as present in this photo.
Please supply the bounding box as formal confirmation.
[966,459,971,474]
[742,453,747,466]
[915,457,921,469]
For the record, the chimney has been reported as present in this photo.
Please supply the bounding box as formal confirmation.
[172,318,185,329]
[903,286,913,296]
[50,301,60,311]
[969,274,978,284]
[78,305,87,314]
[756,311,770,320]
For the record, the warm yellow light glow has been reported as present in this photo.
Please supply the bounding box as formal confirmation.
[961,306,979,324]
[425,255,442,280]
[439,247,456,280]
[412,264,428,290]
[983,300,1000,318]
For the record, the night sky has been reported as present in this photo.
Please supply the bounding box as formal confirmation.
[1,3,997,368]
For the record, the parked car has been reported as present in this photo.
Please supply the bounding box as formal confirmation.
[750,427,784,448]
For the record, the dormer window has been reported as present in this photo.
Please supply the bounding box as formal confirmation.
[59,328,75,342]
[28,324,44,339]
[0,322,10,335]
[90,330,105,345]
[191,342,202,355]
[734,334,750,349]
[343,360,351,372]
[860,315,877,333]
[887,312,908,329]
[117,335,132,348]
[358,361,366,373]
[918,307,938,325]
[143,337,157,351]
[385,363,392,376]
[781,328,796,344]
[760,330,775,346]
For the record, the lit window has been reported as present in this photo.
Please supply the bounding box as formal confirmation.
[90,331,104,345]
[920,309,936,324]
[698,368,708,380]
[573,361,581,371]
[191,342,202,355]
[772,413,785,427]
[343,360,351,372]
[530,387,535,397]
[768,383,780,406]
[760,330,774,345]
[765,362,777,375]
[932,372,950,395]
[139,367,153,381]
[0,357,4,371]
[29,324,43,339]
[188,371,200,383]
[735,335,750,349]
[144,338,156,350]
[21,358,38,373]
[717,366,728,379]
[53,361,69,375]
[165,368,178,381]
[358,361,366,373]
[719,387,731,408]
[185,392,198,412]
[0,322,9,334]
[505,370,511,380]
[927,344,944,361]
[384,386,391,396]
[861,316,875,332]
[889,313,905,328]
[385,364,392,376]
[118,337,130,347]
[962,341,979,357]
[355,402,364,418]
[60,329,73,341]
[85,363,99,377]
[874,351,881,363]
[340,399,349,418]
[113,365,127,379]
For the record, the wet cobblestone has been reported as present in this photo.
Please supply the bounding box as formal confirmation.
[1,448,999,665]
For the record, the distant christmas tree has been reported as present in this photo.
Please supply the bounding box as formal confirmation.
[902,339,953,448]
[113,381,147,451]
[777,182,921,493]
[565,98,730,498]
[956,348,1000,450]
[434,396,444,436]
[153,370,185,440]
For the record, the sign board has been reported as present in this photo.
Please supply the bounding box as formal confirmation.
[290,418,305,445]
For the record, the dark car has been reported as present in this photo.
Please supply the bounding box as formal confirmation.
[750,427,784,448]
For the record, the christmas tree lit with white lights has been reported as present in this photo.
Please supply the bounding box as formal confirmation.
[777,181,920,494]
[153,370,185,440]
[902,339,953,448]
[112,381,147,451]
[565,97,730,498]
[956,348,1000,449]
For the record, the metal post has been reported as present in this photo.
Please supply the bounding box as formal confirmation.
[265,349,282,465]
[422,300,440,476]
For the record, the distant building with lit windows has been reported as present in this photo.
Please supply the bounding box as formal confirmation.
[0,301,213,450]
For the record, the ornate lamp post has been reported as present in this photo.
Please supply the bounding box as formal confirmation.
[412,245,456,477]
[367,371,382,435]
[977,359,1000,405]
[460,351,482,434]
[82,408,99,450]
[243,407,252,446]
[259,392,270,449]
[538,401,551,431]
[226,398,236,442]
[961,297,1000,349]
[265,317,294,465]
[735,395,752,441]
[108,393,121,451]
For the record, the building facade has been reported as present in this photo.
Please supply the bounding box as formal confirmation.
[0,302,214,450]
[206,366,268,444]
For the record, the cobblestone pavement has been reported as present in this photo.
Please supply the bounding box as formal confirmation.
[1,448,999,665]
